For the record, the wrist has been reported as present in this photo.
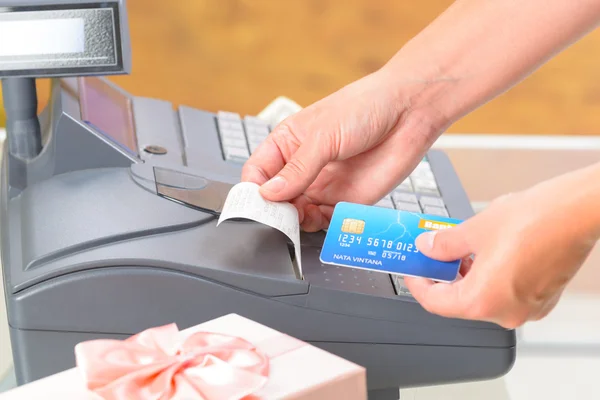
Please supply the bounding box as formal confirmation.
[576,163,600,241]
[541,162,600,244]
[375,59,454,144]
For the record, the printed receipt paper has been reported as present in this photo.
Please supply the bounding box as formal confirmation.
[217,182,303,279]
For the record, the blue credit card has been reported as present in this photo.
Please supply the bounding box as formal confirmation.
[319,202,463,282]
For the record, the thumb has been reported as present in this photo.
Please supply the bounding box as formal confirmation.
[259,138,330,202]
[415,224,472,261]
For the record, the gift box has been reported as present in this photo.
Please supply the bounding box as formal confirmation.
[0,314,367,399]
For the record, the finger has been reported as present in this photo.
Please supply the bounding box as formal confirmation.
[241,164,270,186]
[260,138,331,202]
[493,192,514,205]
[300,204,334,232]
[459,256,474,277]
[318,204,334,227]
[241,135,288,185]
[415,224,472,262]
[403,277,469,319]
[312,126,429,207]
[290,194,313,225]
[301,204,325,232]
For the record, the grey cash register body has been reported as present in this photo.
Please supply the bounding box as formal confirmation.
[0,1,515,398]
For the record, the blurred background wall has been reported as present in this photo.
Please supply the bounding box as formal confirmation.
[1,0,600,134]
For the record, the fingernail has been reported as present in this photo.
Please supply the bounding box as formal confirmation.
[262,176,286,193]
[419,231,437,251]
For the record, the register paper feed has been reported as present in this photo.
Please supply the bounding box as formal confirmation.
[217,182,302,278]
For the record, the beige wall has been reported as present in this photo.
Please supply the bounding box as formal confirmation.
[1,0,600,134]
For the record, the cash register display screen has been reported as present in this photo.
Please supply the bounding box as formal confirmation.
[0,18,84,56]
[0,4,123,76]
[79,77,138,157]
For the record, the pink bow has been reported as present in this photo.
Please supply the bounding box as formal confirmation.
[75,324,271,400]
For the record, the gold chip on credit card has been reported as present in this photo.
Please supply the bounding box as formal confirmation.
[341,218,365,234]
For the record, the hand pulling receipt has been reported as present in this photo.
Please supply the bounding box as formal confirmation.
[218,183,303,279]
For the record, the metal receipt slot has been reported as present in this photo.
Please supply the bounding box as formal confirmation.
[0,1,515,399]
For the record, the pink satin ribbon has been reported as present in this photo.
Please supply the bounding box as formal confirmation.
[74,323,298,400]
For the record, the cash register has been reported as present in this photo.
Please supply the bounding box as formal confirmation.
[0,1,516,399]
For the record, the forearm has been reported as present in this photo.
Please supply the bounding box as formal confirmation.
[382,0,600,131]
[557,162,600,242]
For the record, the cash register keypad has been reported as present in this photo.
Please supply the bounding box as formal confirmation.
[217,112,271,163]
[374,160,450,218]
[244,116,271,153]
[217,111,449,297]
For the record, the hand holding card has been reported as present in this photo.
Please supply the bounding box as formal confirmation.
[402,167,600,329]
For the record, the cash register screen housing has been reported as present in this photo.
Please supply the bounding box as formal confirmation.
[78,76,138,156]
